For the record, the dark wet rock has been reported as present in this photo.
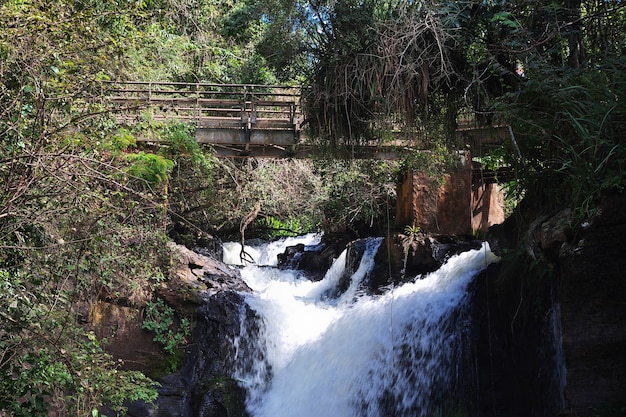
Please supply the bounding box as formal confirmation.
[486,216,520,257]
[557,193,626,415]
[277,241,339,281]
[338,238,383,295]
[473,261,563,417]
[128,291,254,417]
[191,377,248,417]
[277,233,488,295]
[479,191,626,417]
[276,243,306,268]
[431,236,482,264]
[310,234,486,297]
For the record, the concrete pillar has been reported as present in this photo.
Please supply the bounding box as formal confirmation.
[396,153,473,235]
[471,183,505,235]
[396,152,506,235]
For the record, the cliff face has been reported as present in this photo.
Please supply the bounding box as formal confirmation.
[473,251,563,417]
[484,191,626,416]
[557,193,626,415]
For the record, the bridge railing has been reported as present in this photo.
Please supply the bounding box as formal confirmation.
[97,81,507,157]
[101,81,302,131]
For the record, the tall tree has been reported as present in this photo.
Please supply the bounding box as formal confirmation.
[234,0,473,147]
[471,0,626,215]
[241,0,626,216]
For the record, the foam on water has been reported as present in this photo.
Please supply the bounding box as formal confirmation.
[223,235,499,417]
[222,233,323,266]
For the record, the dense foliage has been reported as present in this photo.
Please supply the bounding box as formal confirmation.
[479,0,626,218]
[0,0,179,414]
[235,0,626,217]
[1,0,625,413]
[193,158,398,239]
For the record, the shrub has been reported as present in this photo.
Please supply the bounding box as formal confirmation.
[127,151,174,184]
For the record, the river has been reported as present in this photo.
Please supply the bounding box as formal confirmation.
[223,234,499,417]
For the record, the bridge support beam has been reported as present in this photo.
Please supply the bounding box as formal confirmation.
[195,127,299,157]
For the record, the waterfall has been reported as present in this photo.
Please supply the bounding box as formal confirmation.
[223,234,323,267]
[223,234,500,417]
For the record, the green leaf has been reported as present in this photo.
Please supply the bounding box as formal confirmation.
[491,11,519,28]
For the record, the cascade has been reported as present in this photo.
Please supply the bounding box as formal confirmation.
[222,234,500,417]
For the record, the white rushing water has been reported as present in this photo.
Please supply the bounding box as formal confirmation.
[223,234,500,417]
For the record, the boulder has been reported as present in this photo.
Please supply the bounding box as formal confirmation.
[166,242,251,299]
[276,238,347,281]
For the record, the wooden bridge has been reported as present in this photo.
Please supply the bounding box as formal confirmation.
[103,81,508,159]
